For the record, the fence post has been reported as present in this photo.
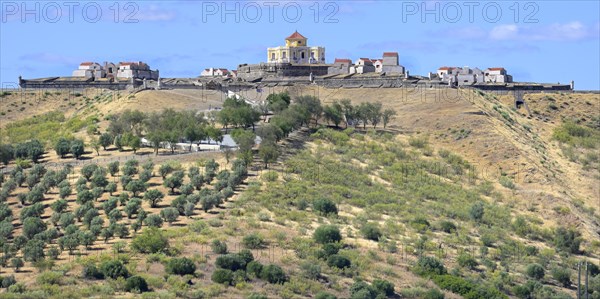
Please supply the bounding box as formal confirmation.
[578,262,581,299]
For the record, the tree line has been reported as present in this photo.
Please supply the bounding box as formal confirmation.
[0,93,397,168]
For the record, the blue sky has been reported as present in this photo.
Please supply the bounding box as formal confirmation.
[1,0,599,90]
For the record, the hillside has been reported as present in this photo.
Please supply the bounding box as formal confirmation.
[0,87,598,298]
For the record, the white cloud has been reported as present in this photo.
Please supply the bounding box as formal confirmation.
[436,21,599,42]
[18,53,82,66]
[136,5,176,22]
[489,24,519,40]
[489,21,599,41]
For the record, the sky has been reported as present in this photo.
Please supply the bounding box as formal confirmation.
[1,0,599,90]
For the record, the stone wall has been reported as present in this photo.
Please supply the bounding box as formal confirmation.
[237,63,329,81]
[19,79,133,90]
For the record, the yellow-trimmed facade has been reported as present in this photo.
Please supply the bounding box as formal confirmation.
[267,31,326,64]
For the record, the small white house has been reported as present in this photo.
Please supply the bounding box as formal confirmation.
[73,62,104,78]
[373,59,383,73]
[351,58,376,74]
[484,68,513,83]
[201,68,230,77]
[214,69,229,77]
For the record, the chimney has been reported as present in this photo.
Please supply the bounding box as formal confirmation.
[570,80,574,90]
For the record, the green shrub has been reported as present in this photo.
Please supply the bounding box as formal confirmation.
[166,257,196,275]
[423,288,445,299]
[211,269,233,285]
[262,171,278,182]
[314,225,342,244]
[246,261,263,277]
[211,240,228,254]
[315,291,337,299]
[410,216,430,232]
[526,263,545,280]
[0,275,16,288]
[8,282,26,293]
[432,275,473,295]
[414,256,447,276]
[551,267,571,287]
[553,226,582,254]
[260,264,287,284]
[317,242,341,259]
[215,254,247,271]
[83,264,104,279]
[313,198,338,216]
[499,176,515,189]
[469,201,485,222]
[125,276,149,293]
[439,221,457,233]
[242,233,265,249]
[408,136,429,148]
[247,293,268,299]
[512,280,541,299]
[457,253,478,270]
[144,214,163,228]
[300,261,321,280]
[372,279,395,296]
[100,260,130,279]
[327,254,351,269]
[131,228,168,253]
[36,271,62,285]
[360,223,382,241]
[349,281,378,299]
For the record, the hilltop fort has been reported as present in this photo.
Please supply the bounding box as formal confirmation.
[19,31,573,92]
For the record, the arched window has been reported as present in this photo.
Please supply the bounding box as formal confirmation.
[301,52,305,59]
[271,53,275,61]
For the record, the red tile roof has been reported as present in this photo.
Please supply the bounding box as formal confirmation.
[488,67,505,71]
[119,62,137,66]
[438,66,456,70]
[286,31,306,40]
[358,58,371,61]
[334,58,352,64]
[383,52,399,57]
[80,62,96,66]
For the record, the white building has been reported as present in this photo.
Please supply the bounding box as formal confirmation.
[373,59,383,72]
[117,62,159,80]
[350,58,376,74]
[72,62,104,78]
[201,68,232,78]
[72,61,158,80]
[484,68,513,83]
[437,66,512,85]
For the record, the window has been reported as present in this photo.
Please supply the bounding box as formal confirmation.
[301,52,305,59]
[271,53,275,61]
[283,52,286,59]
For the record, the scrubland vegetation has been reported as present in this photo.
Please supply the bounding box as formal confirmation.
[0,90,598,298]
